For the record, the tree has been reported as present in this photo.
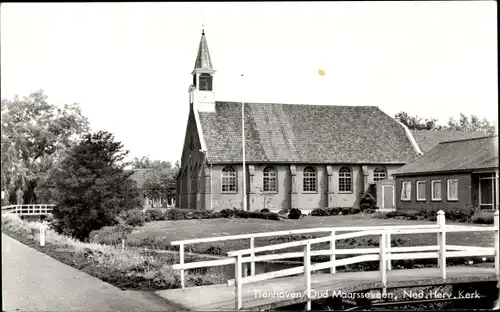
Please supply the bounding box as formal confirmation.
[394,111,496,134]
[1,90,89,205]
[142,166,177,203]
[130,155,172,169]
[39,131,142,240]
[446,113,496,134]
[394,112,443,131]
[131,156,178,204]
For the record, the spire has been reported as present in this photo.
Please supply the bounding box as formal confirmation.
[194,30,213,70]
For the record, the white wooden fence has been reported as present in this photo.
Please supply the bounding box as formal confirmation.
[1,204,55,216]
[171,210,499,310]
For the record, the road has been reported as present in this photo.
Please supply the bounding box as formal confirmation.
[2,233,178,311]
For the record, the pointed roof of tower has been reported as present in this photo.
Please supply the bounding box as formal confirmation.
[194,29,213,70]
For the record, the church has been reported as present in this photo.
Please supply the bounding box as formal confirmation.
[175,31,484,212]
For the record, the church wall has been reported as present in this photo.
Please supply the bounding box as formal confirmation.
[211,164,247,211]
[249,165,291,211]
[328,165,364,207]
[294,165,328,211]
[207,163,406,211]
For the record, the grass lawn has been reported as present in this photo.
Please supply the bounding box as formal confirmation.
[127,214,494,254]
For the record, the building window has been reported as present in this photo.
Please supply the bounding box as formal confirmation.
[263,166,277,192]
[221,166,237,193]
[431,180,442,201]
[303,166,317,192]
[447,179,458,201]
[339,166,352,193]
[199,73,213,91]
[373,167,387,182]
[416,181,426,201]
[401,181,411,201]
[479,174,495,210]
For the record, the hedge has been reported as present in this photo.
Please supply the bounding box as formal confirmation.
[144,208,281,221]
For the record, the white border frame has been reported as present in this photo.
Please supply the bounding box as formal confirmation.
[382,185,395,208]
[401,181,411,201]
[447,179,459,201]
[416,181,426,201]
[431,180,442,201]
[479,175,495,210]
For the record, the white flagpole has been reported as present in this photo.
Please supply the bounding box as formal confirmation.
[241,74,247,211]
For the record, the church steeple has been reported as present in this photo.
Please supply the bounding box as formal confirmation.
[189,29,216,112]
[194,29,213,70]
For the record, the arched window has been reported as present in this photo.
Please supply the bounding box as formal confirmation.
[263,166,277,192]
[221,166,237,192]
[303,166,317,192]
[199,73,213,91]
[373,167,387,182]
[339,167,352,192]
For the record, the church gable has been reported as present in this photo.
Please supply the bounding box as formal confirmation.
[197,102,420,164]
[181,109,203,162]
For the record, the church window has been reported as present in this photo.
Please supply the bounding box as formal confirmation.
[303,166,317,192]
[373,167,387,182]
[193,75,197,87]
[263,166,277,192]
[199,73,213,91]
[339,167,353,192]
[222,166,237,193]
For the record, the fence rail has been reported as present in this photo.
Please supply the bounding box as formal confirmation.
[1,204,55,216]
[171,210,500,311]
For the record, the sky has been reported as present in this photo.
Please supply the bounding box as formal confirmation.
[1,2,497,164]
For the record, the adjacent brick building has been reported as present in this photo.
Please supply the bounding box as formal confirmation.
[176,30,490,212]
[393,136,499,211]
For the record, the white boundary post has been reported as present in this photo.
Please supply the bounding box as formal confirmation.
[304,243,312,311]
[250,237,255,276]
[494,211,499,278]
[330,230,336,273]
[40,222,46,247]
[386,231,392,271]
[235,254,243,310]
[380,232,387,291]
[179,243,185,288]
[437,210,446,279]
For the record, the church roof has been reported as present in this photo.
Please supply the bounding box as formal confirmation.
[410,130,488,153]
[194,31,213,70]
[197,102,420,164]
[394,135,498,176]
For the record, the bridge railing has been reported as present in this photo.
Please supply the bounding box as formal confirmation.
[227,210,499,310]
[171,223,442,288]
[171,210,499,310]
[1,204,55,215]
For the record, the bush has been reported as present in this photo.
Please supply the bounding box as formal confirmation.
[359,193,377,211]
[288,208,302,219]
[260,208,270,213]
[311,208,329,216]
[220,208,236,218]
[145,209,166,221]
[119,208,146,227]
[470,210,494,224]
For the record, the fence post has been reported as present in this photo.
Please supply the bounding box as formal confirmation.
[437,210,446,280]
[494,210,499,278]
[386,231,392,271]
[330,230,336,274]
[235,254,243,310]
[380,232,387,290]
[179,243,185,288]
[250,237,255,276]
[40,222,46,247]
[304,243,312,311]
